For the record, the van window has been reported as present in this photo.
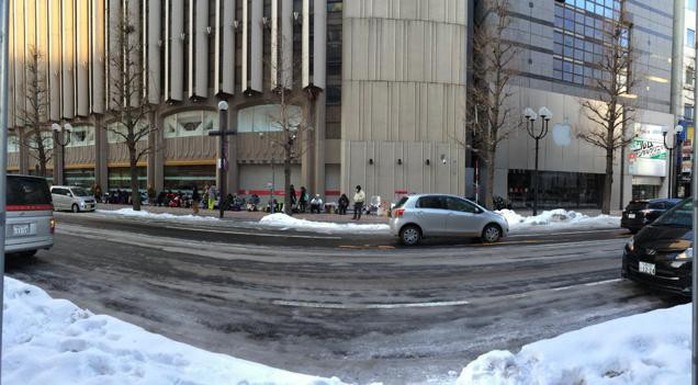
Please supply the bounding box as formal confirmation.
[71,187,92,197]
[7,176,51,206]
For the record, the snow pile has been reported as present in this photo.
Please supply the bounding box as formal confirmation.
[97,208,219,222]
[498,209,620,233]
[2,276,345,385]
[259,213,390,233]
[457,304,690,385]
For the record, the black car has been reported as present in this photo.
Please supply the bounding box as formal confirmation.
[621,197,692,297]
[620,198,682,233]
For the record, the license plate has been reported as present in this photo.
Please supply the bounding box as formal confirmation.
[639,261,656,275]
[12,224,30,236]
[628,213,636,219]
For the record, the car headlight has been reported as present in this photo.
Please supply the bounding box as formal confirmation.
[626,236,634,252]
[676,248,693,260]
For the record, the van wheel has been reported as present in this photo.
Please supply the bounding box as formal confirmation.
[71,204,80,213]
[481,224,502,243]
[400,225,422,246]
[21,250,37,258]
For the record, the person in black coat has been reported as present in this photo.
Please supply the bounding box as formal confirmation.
[337,193,349,215]
[191,185,201,214]
[289,184,297,212]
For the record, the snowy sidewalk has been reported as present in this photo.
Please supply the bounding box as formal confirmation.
[93,204,623,235]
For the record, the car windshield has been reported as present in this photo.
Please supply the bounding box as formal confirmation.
[71,187,92,197]
[653,198,692,227]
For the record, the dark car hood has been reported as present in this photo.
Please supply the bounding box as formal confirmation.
[635,224,692,253]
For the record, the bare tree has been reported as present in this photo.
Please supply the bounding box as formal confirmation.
[259,34,317,215]
[466,0,519,209]
[105,5,157,211]
[577,1,635,214]
[262,87,317,215]
[16,45,52,176]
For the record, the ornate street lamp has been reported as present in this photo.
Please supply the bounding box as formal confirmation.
[524,107,552,216]
[51,122,72,185]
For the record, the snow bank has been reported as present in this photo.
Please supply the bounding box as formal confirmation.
[97,208,219,222]
[2,276,345,385]
[457,304,690,385]
[498,209,620,233]
[259,213,390,233]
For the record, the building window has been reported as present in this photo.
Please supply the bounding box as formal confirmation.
[163,110,218,138]
[688,29,695,47]
[689,0,697,12]
[553,0,623,86]
[686,66,695,87]
[237,104,302,133]
[685,104,694,121]
[66,125,96,147]
[164,165,216,191]
[107,121,150,143]
[108,167,147,191]
[7,135,19,153]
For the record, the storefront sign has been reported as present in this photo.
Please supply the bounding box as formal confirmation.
[628,123,667,177]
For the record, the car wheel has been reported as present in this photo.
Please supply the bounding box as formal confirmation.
[71,204,80,213]
[400,225,422,246]
[481,224,502,243]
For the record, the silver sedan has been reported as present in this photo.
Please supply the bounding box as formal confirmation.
[389,194,509,245]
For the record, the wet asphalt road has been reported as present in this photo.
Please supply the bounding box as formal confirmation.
[5,212,680,385]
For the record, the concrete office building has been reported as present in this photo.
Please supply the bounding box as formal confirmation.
[5,0,680,209]
[6,0,467,204]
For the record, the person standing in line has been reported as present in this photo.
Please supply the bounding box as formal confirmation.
[352,185,366,220]
[191,185,201,214]
[208,185,216,210]
[299,186,308,213]
[310,194,323,214]
[289,184,297,212]
[338,193,349,215]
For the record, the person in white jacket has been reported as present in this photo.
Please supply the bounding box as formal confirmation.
[310,194,324,214]
[352,185,366,220]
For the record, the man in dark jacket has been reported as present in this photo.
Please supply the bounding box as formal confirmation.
[289,184,297,212]
[191,185,201,214]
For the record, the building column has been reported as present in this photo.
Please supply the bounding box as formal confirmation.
[94,115,108,190]
[227,108,239,195]
[314,92,326,197]
[147,110,164,192]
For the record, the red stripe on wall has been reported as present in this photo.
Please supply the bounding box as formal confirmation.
[237,189,286,196]
[7,204,54,211]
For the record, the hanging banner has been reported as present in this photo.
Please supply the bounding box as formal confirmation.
[628,123,668,177]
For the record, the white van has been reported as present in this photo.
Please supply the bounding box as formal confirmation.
[6,175,55,256]
[50,185,97,212]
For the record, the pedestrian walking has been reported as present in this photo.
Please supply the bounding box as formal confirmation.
[352,185,366,220]
[191,185,201,214]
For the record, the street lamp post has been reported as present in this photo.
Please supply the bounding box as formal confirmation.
[523,107,552,216]
[208,101,235,219]
[675,124,684,197]
[51,122,72,185]
[662,125,682,198]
